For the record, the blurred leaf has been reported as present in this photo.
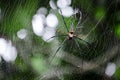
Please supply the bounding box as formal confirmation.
[15,57,28,71]
[115,24,120,37]
[116,11,120,21]
[115,67,120,79]
[1,0,38,37]
[73,0,93,12]
[31,54,48,73]
[95,7,105,20]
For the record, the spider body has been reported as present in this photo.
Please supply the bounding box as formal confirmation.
[68,31,76,40]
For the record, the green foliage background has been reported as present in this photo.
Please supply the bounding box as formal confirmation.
[0,0,120,80]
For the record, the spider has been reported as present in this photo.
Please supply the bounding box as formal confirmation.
[68,30,76,40]
[48,10,91,63]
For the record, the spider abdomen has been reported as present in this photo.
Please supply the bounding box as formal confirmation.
[68,31,76,40]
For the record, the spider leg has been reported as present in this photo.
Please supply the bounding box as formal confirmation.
[69,22,74,32]
[74,38,84,70]
[74,36,93,55]
[69,40,74,52]
[49,37,67,63]
[75,36,90,45]
[46,35,67,42]
[73,38,84,55]
[75,36,97,54]
[59,9,69,32]
[75,10,82,32]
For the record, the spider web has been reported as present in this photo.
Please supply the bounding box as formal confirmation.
[44,0,119,79]
[0,0,120,80]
